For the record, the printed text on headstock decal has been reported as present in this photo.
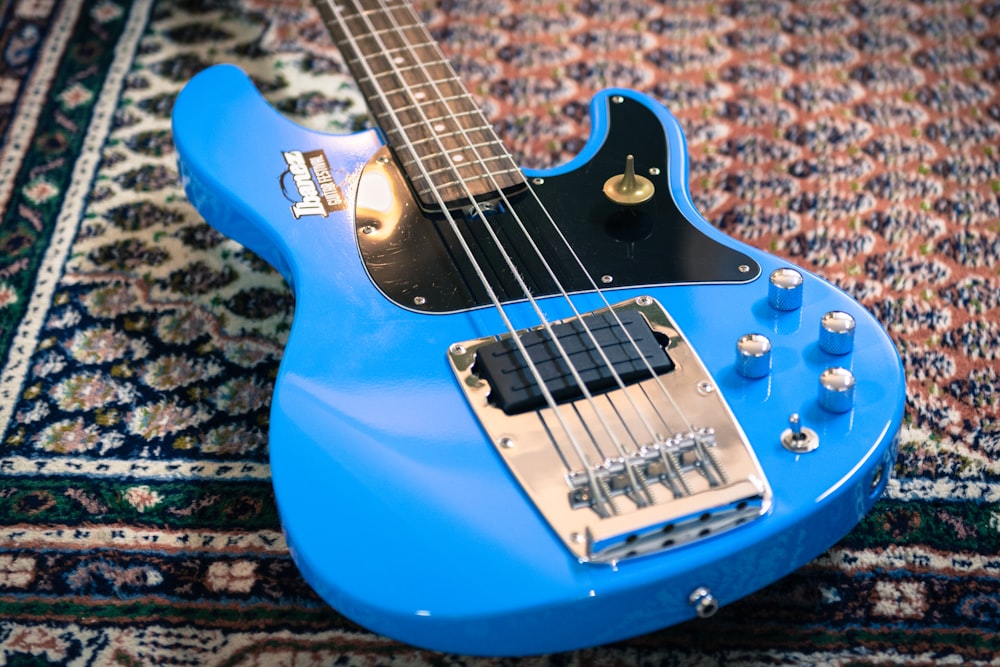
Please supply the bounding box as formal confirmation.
[280,149,346,218]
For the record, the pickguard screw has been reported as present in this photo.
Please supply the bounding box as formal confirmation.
[376,156,390,164]
[360,225,376,235]
[649,167,661,176]
[738,264,750,273]
[601,274,614,284]
[532,177,544,185]
[413,296,427,306]
[636,296,653,306]
[499,437,515,449]
[611,95,624,104]
[450,343,466,355]
[696,381,715,395]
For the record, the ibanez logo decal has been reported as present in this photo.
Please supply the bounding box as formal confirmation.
[279,149,346,218]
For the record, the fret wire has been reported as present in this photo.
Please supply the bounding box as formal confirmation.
[402,137,507,155]
[343,6,421,25]
[375,68,468,94]
[356,5,419,16]
[390,114,493,130]
[397,110,486,130]
[414,169,526,195]
[374,113,489,141]
[403,132,500,149]
[351,33,431,53]
[343,33,441,54]
[397,145,513,161]
[367,63,452,79]
[375,83,470,101]
[378,91,480,110]
[372,107,488,137]
[366,22,426,35]
[370,69,468,88]
[368,40,439,55]
[355,69,461,97]
[346,49,443,67]
[367,91,485,114]
[414,156,518,180]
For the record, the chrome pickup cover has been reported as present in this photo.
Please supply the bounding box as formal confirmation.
[447,297,772,564]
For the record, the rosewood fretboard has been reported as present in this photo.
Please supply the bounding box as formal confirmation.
[315,0,526,210]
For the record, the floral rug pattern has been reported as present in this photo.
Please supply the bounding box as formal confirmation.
[1,0,999,664]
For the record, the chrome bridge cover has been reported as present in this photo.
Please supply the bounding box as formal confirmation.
[447,297,772,564]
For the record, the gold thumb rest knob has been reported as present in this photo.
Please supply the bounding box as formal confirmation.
[603,155,654,206]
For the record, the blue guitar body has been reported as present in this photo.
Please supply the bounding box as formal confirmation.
[173,64,904,655]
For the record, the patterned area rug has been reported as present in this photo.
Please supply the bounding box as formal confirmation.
[1,0,998,664]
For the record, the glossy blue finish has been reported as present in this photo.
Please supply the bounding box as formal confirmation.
[172,65,905,656]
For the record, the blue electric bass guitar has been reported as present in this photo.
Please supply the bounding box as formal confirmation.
[172,0,905,655]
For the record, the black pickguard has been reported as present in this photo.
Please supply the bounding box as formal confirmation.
[355,96,759,313]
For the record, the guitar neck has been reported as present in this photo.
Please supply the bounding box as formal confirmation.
[314,0,526,210]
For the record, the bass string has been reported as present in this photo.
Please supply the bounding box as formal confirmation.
[332,0,611,508]
[381,1,696,438]
[323,0,603,486]
[327,0,692,485]
[342,0,693,465]
[367,2,675,467]
[367,1,696,472]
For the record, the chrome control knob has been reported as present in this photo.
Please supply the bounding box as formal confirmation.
[819,367,856,413]
[768,268,803,311]
[735,333,772,379]
[820,311,856,355]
